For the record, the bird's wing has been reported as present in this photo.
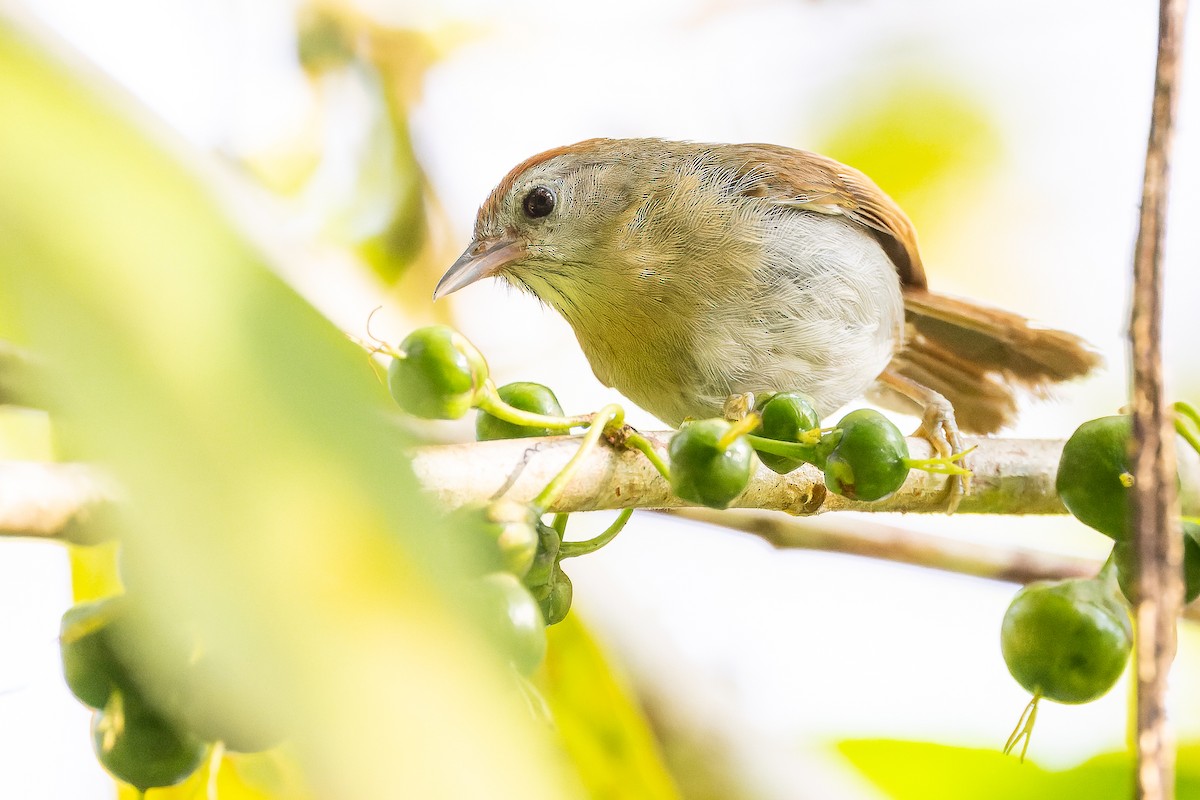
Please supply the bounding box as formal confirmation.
[717,143,928,290]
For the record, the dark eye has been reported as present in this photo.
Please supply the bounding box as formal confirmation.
[522,186,556,219]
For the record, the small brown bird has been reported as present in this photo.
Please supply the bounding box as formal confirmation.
[435,138,1098,460]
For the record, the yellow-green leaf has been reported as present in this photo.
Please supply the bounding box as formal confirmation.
[540,615,681,800]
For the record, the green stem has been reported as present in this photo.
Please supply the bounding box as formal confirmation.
[625,432,671,480]
[745,434,817,460]
[552,513,570,537]
[346,332,403,360]
[717,413,761,451]
[905,445,976,477]
[559,509,634,559]
[475,381,592,432]
[746,425,841,460]
[1003,692,1041,762]
[1177,422,1200,459]
[1173,402,1200,458]
[531,404,624,511]
[1097,551,1120,585]
[1175,400,1200,430]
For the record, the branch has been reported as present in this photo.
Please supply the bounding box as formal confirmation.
[0,461,117,540]
[1130,0,1188,796]
[413,433,1066,513]
[10,431,1199,541]
[412,432,1200,515]
[4,438,1200,628]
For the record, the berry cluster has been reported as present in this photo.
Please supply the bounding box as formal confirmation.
[670,391,970,509]
[376,325,975,685]
[1000,406,1200,758]
[381,327,633,685]
[60,576,283,793]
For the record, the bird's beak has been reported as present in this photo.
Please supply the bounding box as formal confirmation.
[433,237,527,300]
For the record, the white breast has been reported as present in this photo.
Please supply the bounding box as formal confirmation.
[702,211,905,419]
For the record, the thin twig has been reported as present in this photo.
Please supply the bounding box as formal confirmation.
[1129,1,1188,797]
[665,507,1098,583]
[664,507,1200,625]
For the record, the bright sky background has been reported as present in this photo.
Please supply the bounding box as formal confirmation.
[4,0,1200,797]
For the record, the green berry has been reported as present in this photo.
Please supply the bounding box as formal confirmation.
[92,690,206,792]
[539,569,573,626]
[1112,519,1200,605]
[473,573,547,675]
[754,392,820,474]
[387,325,487,419]
[1056,416,1134,540]
[476,382,565,440]
[523,519,562,591]
[1000,577,1132,704]
[823,409,909,502]
[668,419,755,509]
[60,596,130,709]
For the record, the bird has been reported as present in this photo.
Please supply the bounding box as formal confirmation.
[433,137,1098,466]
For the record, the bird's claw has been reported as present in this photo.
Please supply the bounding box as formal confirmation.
[913,398,972,512]
[723,392,757,422]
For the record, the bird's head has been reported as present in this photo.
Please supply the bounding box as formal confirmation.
[434,139,647,308]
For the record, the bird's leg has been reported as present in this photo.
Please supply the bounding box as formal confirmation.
[877,368,971,509]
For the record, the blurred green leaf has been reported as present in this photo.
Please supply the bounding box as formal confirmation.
[0,15,580,799]
[293,9,437,285]
[354,92,428,281]
[541,614,681,800]
[840,739,1200,799]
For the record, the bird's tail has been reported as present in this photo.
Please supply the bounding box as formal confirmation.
[881,290,1101,434]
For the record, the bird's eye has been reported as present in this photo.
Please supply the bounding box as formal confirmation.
[522,186,556,219]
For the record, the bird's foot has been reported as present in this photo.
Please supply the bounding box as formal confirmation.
[911,397,972,512]
[877,368,973,513]
[723,392,757,422]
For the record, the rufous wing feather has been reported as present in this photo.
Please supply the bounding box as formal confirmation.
[718,143,929,289]
[713,141,1099,434]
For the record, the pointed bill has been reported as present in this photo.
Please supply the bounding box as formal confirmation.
[433,238,526,300]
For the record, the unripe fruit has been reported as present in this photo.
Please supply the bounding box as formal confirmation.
[387,325,487,419]
[668,419,754,509]
[754,392,820,474]
[1001,577,1132,704]
[476,382,564,440]
[1056,416,1134,540]
[91,690,206,792]
[823,409,909,502]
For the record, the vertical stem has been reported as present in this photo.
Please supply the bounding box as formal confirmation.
[1129,1,1187,798]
